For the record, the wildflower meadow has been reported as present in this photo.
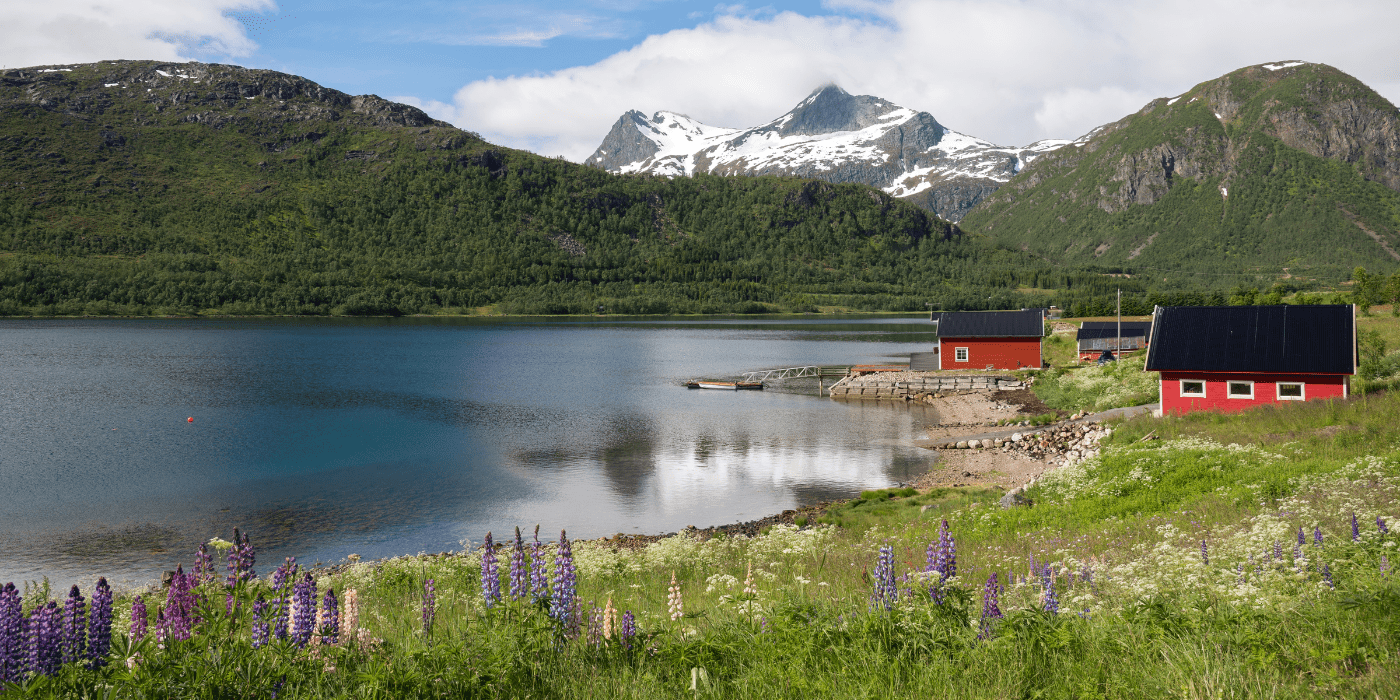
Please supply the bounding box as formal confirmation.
[3,394,1400,697]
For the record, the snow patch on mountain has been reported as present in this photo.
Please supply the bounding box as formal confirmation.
[586,86,1069,222]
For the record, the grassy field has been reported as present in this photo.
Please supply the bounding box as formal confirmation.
[5,391,1398,697]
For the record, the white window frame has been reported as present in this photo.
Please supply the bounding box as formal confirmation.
[1179,379,1206,398]
[1226,380,1255,400]
[954,347,969,362]
[1276,381,1306,401]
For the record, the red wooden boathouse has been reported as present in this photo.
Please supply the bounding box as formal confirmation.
[1145,305,1356,415]
[936,310,1044,370]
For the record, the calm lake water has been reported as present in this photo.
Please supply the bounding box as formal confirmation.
[0,316,941,588]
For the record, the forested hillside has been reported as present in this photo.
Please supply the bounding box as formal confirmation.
[962,62,1400,281]
[0,59,1119,317]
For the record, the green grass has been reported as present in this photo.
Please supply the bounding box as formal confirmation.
[1030,353,1160,412]
[11,393,1400,697]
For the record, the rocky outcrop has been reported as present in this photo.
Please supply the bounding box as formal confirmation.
[964,61,1400,270]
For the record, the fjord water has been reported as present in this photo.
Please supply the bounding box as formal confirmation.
[0,316,939,588]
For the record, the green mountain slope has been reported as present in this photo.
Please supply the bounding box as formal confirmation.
[962,62,1400,281]
[0,60,1077,316]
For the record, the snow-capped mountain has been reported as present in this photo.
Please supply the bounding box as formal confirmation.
[585,85,1069,222]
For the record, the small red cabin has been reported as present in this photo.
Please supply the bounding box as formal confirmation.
[1145,305,1356,415]
[936,310,1044,370]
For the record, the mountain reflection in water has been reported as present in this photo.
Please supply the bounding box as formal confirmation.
[0,316,941,588]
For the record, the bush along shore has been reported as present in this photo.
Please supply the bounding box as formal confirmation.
[4,395,1400,697]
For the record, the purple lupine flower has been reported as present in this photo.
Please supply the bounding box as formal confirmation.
[481,531,501,609]
[62,585,86,664]
[129,596,147,642]
[160,566,198,642]
[194,543,216,585]
[239,531,256,581]
[86,577,111,668]
[1297,527,1305,547]
[871,545,897,611]
[225,529,257,587]
[226,528,243,587]
[1080,565,1093,585]
[509,527,528,602]
[977,574,1002,640]
[550,530,578,636]
[1236,563,1245,586]
[1274,540,1283,562]
[270,557,297,640]
[936,520,956,580]
[1201,540,1209,566]
[422,579,436,637]
[28,601,61,678]
[319,589,339,645]
[1378,516,1389,535]
[1314,525,1323,546]
[1352,513,1360,542]
[620,610,636,650]
[1251,553,1258,575]
[1382,555,1390,576]
[924,520,956,602]
[529,525,548,604]
[251,596,270,649]
[290,573,316,648]
[1041,565,1058,614]
[1323,563,1334,589]
[1,582,24,683]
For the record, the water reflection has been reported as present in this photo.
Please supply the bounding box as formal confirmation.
[0,316,940,588]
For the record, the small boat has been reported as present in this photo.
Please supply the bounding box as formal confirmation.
[696,381,738,390]
[686,380,764,390]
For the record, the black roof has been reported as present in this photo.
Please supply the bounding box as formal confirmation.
[1144,305,1355,374]
[937,310,1044,338]
[1078,321,1153,341]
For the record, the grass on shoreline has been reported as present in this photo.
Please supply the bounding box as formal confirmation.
[6,393,1400,697]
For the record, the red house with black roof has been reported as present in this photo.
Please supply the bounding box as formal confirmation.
[1145,305,1356,415]
[936,310,1044,370]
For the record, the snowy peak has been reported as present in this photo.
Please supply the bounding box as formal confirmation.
[770,85,910,137]
[585,86,1069,222]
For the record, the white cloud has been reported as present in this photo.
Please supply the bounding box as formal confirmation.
[426,0,1400,161]
[386,9,629,48]
[0,0,272,69]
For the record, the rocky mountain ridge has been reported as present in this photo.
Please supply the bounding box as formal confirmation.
[961,61,1400,277]
[586,85,1068,222]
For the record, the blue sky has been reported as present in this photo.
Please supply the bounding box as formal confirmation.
[224,1,816,104]
[5,1,1400,161]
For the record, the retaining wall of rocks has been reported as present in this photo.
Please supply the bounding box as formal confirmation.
[828,375,1025,399]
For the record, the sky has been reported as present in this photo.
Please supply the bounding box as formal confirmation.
[4,1,1400,162]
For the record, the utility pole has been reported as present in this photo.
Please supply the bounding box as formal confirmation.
[1116,288,1122,360]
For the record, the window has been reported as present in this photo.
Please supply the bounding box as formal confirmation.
[954,347,969,362]
[1277,382,1305,400]
[1179,380,1205,397]
[1227,381,1254,399]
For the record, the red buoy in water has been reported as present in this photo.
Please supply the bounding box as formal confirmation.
[187,417,194,423]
